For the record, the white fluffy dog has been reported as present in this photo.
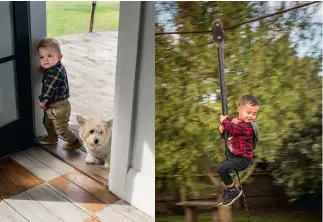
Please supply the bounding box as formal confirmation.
[76,115,112,168]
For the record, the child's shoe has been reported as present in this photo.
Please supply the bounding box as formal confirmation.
[38,135,58,145]
[221,187,243,206]
[63,138,82,150]
[217,188,228,206]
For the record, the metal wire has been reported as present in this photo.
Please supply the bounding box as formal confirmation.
[155,1,320,36]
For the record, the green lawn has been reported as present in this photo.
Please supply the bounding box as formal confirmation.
[156,210,321,222]
[46,1,119,37]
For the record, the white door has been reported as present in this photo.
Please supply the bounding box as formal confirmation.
[108,1,155,219]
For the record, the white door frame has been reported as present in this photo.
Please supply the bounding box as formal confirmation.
[108,1,155,219]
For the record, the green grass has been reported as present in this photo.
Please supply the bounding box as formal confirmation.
[156,210,321,222]
[46,1,119,37]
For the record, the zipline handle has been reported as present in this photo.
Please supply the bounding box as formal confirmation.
[212,19,224,45]
[212,19,229,159]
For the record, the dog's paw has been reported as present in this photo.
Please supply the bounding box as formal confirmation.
[104,162,110,169]
[86,155,96,164]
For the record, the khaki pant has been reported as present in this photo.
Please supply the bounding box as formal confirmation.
[43,99,77,143]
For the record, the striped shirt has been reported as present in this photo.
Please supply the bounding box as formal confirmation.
[39,61,70,106]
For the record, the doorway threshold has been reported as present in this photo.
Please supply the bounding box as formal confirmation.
[40,138,109,188]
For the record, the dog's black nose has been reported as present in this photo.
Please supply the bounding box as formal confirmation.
[94,138,99,144]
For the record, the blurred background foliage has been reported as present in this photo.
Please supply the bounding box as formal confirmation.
[155,1,322,204]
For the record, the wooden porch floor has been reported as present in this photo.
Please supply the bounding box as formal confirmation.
[7,32,155,221]
[0,147,153,222]
[56,31,117,131]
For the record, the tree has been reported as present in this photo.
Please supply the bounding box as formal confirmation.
[271,104,322,202]
[156,2,322,221]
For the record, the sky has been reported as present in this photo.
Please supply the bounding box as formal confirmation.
[155,1,322,58]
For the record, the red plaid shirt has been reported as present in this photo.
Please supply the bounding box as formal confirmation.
[220,117,255,160]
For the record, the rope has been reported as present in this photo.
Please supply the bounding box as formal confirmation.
[236,172,251,222]
[155,1,320,36]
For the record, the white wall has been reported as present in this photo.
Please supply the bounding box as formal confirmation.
[126,1,155,218]
[130,0,155,180]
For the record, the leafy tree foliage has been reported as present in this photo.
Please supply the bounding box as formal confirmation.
[155,1,322,206]
[271,104,322,202]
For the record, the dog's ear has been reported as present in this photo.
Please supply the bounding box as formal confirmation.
[103,119,113,128]
[76,115,87,126]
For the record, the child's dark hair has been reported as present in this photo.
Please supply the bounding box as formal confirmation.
[238,94,260,106]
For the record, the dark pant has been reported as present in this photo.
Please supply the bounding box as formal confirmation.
[217,152,251,185]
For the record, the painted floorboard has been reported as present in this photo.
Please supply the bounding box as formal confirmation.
[110,200,154,222]
[95,206,134,222]
[48,175,108,214]
[26,183,90,222]
[63,170,119,205]
[0,173,24,202]
[0,159,62,221]
[57,31,117,129]
[5,191,63,222]
[25,147,74,175]
[10,151,60,181]
[0,201,28,222]
[0,151,148,222]
[82,216,103,222]
[0,158,43,192]
[42,139,109,187]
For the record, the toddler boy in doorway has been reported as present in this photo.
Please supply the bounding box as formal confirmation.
[217,94,260,206]
[37,37,81,150]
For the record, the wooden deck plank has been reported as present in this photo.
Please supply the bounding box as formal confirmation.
[0,172,25,200]
[110,200,154,222]
[83,216,103,222]
[0,201,29,222]
[5,191,63,222]
[10,151,60,181]
[26,183,90,222]
[56,31,117,124]
[0,121,148,222]
[25,147,74,176]
[48,175,108,214]
[95,206,134,222]
[63,170,119,205]
[69,86,114,109]
[0,160,64,221]
[69,95,113,118]
[69,101,107,120]
[41,139,109,187]
[64,63,116,88]
[0,158,43,192]
[70,91,111,110]
[69,103,113,123]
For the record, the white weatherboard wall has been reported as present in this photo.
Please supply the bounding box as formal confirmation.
[109,1,155,219]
